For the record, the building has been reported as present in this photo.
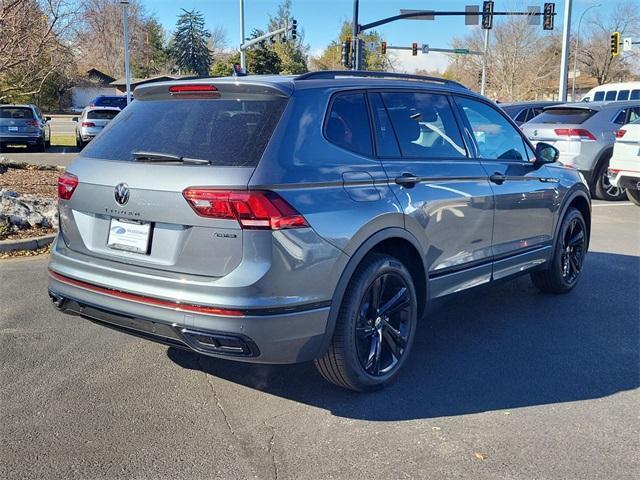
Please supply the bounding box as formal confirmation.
[69,69,116,111]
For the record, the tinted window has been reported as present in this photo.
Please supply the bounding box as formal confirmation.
[613,109,628,125]
[529,108,545,120]
[631,90,640,100]
[514,109,528,123]
[531,108,596,124]
[325,93,372,157]
[617,90,630,101]
[82,96,288,166]
[87,109,120,120]
[369,93,400,157]
[0,107,34,119]
[605,91,617,101]
[381,92,466,158]
[594,91,605,101]
[501,106,520,119]
[458,97,527,161]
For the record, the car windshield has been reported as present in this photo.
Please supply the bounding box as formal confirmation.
[81,96,288,167]
[87,109,120,120]
[530,108,596,124]
[0,107,34,119]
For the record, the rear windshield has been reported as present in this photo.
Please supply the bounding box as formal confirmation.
[82,96,287,166]
[95,97,127,108]
[87,109,120,120]
[531,108,596,125]
[0,107,33,119]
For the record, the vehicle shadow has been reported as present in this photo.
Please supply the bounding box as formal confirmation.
[168,251,639,420]
[0,145,79,154]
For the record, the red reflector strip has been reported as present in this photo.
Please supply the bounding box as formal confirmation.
[169,84,218,93]
[49,270,244,317]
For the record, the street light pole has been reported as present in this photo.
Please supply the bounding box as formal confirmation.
[240,0,246,69]
[558,0,572,102]
[480,28,490,96]
[572,3,601,101]
[120,0,131,105]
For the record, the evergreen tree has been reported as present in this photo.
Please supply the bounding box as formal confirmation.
[245,29,282,74]
[170,9,212,76]
[267,0,308,74]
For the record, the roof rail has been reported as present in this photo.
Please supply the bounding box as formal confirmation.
[295,70,468,89]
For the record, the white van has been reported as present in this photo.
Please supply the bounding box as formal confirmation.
[582,82,640,102]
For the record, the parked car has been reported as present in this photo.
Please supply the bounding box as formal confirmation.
[89,95,128,110]
[522,100,640,201]
[48,72,591,391]
[0,104,50,152]
[500,101,561,126]
[74,106,121,148]
[582,82,640,102]
[608,117,640,205]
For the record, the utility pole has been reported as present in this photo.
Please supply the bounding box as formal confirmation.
[239,0,246,69]
[352,0,360,70]
[558,0,572,102]
[120,0,131,105]
[480,28,490,96]
[572,3,601,101]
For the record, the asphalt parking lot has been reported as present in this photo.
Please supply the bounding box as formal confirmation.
[1,202,638,480]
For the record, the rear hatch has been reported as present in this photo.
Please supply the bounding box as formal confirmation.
[83,108,120,132]
[59,80,290,277]
[522,106,598,149]
[0,106,38,137]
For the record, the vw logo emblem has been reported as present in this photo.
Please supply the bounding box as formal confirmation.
[114,183,130,206]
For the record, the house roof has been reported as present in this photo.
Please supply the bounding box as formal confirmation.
[85,68,116,83]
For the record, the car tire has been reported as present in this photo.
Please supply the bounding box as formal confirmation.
[626,189,640,206]
[593,155,626,201]
[315,253,418,392]
[531,208,588,294]
[36,138,46,152]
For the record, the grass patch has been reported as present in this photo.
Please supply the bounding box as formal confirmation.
[50,134,76,147]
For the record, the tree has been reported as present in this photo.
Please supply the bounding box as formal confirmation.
[267,0,308,74]
[243,29,282,74]
[133,18,168,77]
[445,17,560,100]
[310,22,393,72]
[170,9,212,76]
[578,1,639,85]
[0,0,77,102]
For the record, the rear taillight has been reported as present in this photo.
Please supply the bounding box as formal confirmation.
[58,173,78,200]
[183,189,309,230]
[81,122,95,127]
[554,128,596,141]
[615,129,626,138]
[26,119,39,127]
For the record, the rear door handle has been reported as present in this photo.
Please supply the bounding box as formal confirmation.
[394,173,421,188]
[489,173,506,185]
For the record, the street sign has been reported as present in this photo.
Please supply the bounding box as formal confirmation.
[422,44,429,54]
[400,9,435,20]
[465,5,479,25]
[527,6,541,25]
[453,48,470,54]
[623,37,633,52]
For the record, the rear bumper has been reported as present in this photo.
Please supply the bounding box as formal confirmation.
[608,170,640,190]
[0,134,41,145]
[48,269,330,364]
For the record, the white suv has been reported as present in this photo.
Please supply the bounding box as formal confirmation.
[609,118,640,205]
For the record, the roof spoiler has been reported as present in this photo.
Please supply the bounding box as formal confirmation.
[133,79,292,100]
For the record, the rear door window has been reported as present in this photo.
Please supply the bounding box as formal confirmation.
[457,97,528,161]
[0,107,34,119]
[613,109,628,125]
[82,96,288,167]
[87,109,120,120]
[325,92,373,157]
[617,90,630,101]
[368,93,400,157]
[605,91,617,101]
[593,91,605,101]
[531,108,596,124]
[514,109,528,123]
[380,92,466,159]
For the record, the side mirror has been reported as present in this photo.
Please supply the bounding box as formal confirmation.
[45,116,51,121]
[72,117,78,122]
[534,142,559,167]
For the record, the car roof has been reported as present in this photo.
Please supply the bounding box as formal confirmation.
[500,101,560,108]
[0,104,35,109]
[135,72,480,100]
[84,106,121,111]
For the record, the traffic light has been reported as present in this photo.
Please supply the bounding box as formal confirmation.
[611,31,621,56]
[356,39,365,70]
[291,19,297,40]
[482,1,494,30]
[412,42,418,56]
[543,3,555,30]
[381,41,387,55]
[341,40,351,68]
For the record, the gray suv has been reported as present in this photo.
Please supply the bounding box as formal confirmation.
[48,72,591,391]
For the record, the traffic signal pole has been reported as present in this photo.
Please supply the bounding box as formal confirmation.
[239,0,246,69]
[480,28,489,96]
[352,0,360,70]
[558,0,572,102]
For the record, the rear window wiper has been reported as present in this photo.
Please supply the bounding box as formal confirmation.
[131,151,210,165]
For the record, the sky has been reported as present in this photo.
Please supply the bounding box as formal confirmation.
[142,0,628,73]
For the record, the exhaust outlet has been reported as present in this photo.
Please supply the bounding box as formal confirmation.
[49,291,66,310]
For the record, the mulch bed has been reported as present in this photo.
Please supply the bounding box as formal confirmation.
[0,225,56,242]
[0,166,59,197]
[0,243,52,259]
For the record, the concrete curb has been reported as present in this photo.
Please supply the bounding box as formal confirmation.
[0,234,56,252]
